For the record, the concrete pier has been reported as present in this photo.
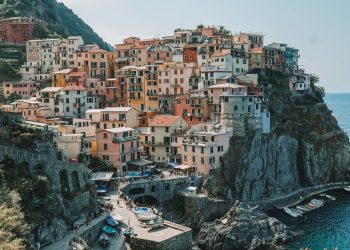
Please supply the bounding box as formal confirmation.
[259,182,350,209]
[109,192,192,250]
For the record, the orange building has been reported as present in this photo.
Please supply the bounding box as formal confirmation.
[173,92,209,127]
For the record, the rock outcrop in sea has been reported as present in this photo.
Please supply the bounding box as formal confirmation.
[197,201,293,250]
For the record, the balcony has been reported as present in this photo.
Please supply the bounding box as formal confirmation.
[112,135,138,143]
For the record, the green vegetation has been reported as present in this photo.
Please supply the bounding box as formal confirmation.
[88,156,113,172]
[0,170,29,249]
[0,0,111,50]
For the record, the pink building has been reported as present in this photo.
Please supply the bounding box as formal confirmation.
[146,45,172,65]
[2,81,39,98]
[96,127,142,173]
[173,92,209,127]
[182,123,231,175]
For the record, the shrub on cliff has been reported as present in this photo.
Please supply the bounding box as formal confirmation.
[0,170,29,249]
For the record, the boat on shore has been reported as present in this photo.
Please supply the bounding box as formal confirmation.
[132,207,151,214]
[102,225,118,235]
[140,218,165,228]
[284,207,302,218]
[343,186,350,192]
[105,215,118,227]
[136,212,157,221]
[123,228,134,237]
[98,233,110,247]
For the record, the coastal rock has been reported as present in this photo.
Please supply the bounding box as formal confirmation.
[214,74,350,202]
[197,201,292,250]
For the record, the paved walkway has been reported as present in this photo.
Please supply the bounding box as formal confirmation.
[42,213,106,250]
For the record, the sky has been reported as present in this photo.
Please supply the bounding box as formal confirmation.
[58,0,350,92]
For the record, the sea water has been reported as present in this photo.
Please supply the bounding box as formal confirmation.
[279,93,350,250]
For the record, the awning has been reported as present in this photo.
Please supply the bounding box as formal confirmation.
[187,187,197,192]
[90,171,114,181]
[127,158,152,167]
[168,162,177,168]
[174,164,192,170]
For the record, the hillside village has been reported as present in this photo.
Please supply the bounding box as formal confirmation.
[0,20,315,176]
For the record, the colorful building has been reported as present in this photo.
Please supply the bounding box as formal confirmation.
[96,127,142,173]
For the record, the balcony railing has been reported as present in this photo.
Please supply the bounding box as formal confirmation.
[112,135,138,143]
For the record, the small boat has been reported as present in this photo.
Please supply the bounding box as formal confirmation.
[284,207,302,218]
[296,205,310,213]
[344,187,350,192]
[105,215,118,227]
[307,202,319,209]
[325,194,336,201]
[98,233,110,247]
[141,218,165,228]
[132,207,151,214]
[310,199,324,207]
[112,214,123,223]
[136,212,157,221]
[123,228,134,236]
[102,225,118,235]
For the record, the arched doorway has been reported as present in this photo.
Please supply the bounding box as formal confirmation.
[59,169,70,194]
[134,195,158,206]
[71,171,80,192]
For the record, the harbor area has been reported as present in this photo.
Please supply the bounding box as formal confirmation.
[107,192,192,250]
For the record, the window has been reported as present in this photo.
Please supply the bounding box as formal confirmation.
[66,107,70,112]
[103,155,109,160]
[184,145,187,152]
[184,155,187,161]
[201,147,204,154]
[151,127,155,132]
[192,156,195,163]
[234,106,238,111]
[201,157,205,164]
[65,98,69,103]
[192,146,195,153]
[104,144,108,150]
[210,147,214,153]
[103,133,107,138]
[165,127,169,132]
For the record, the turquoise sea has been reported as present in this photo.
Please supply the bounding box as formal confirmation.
[275,93,350,250]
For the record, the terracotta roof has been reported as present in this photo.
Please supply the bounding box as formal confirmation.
[149,115,181,127]
[211,52,231,57]
[89,48,110,53]
[62,85,87,91]
[68,72,87,77]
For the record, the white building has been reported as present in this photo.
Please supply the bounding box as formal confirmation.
[36,87,64,116]
[62,86,98,118]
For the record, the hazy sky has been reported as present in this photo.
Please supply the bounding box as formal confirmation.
[59,0,350,92]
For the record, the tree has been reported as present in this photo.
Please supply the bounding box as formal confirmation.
[0,170,29,249]
[197,23,204,30]
[310,74,325,102]
[88,156,110,172]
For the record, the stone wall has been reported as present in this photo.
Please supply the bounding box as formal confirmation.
[122,177,189,204]
[130,227,192,250]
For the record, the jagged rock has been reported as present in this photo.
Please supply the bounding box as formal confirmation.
[197,202,293,250]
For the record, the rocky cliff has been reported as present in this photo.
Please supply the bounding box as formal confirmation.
[212,71,350,201]
[196,201,293,250]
